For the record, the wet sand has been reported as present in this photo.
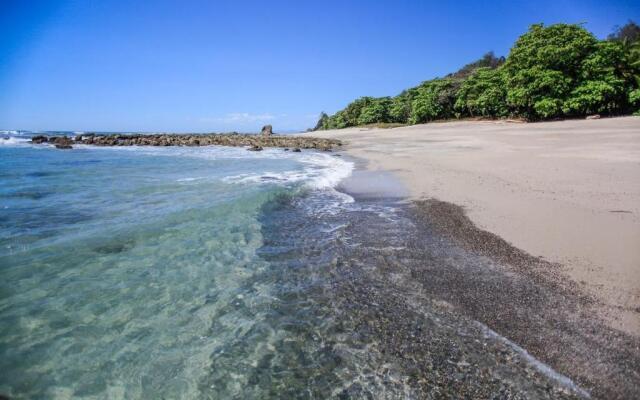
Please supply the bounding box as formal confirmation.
[408,198,639,399]
[258,191,597,398]
[308,117,640,335]
[325,164,640,399]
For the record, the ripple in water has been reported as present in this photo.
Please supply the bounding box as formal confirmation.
[0,140,586,399]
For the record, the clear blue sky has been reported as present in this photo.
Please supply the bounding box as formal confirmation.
[1,0,638,132]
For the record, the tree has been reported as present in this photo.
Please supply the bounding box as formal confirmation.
[357,97,392,125]
[322,111,347,129]
[455,67,508,117]
[313,112,329,130]
[608,20,640,43]
[504,23,598,119]
[563,41,627,115]
[389,91,414,123]
[409,79,458,123]
[341,97,372,127]
[448,51,506,79]
[622,39,640,106]
[318,21,640,128]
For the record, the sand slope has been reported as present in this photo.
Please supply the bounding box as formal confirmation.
[308,117,640,334]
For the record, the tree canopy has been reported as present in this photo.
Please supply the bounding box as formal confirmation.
[314,21,640,130]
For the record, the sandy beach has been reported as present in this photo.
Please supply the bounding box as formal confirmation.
[309,117,640,335]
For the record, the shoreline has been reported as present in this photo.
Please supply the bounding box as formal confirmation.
[2,131,638,397]
[308,116,640,335]
[330,174,639,398]
[313,117,640,398]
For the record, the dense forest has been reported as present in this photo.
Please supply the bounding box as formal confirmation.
[314,22,640,130]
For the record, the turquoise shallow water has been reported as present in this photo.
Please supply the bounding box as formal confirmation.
[0,134,589,399]
[0,137,356,398]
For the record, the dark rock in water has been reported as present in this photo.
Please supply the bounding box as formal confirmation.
[283,148,289,151]
[51,136,74,149]
[292,148,301,152]
[93,241,132,254]
[31,135,49,144]
[6,190,53,200]
[261,125,273,136]
[247,145,263,151]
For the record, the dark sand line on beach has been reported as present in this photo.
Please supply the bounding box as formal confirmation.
[408,199,640,399]
[260,190,591,398]
[331,161,638,398]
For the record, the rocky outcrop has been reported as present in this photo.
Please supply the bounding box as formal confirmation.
[31,135,49,144]
[261,125,273,136]
[50,136,74,149]
[30,133,342,150]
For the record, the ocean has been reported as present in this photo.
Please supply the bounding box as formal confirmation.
[0,132,586,399]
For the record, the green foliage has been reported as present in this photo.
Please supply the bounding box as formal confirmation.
[342,97,370,126]
[313,112,329,131]
[388,91,414,123]
[630,88,640,105]
[409,79,458,123]
[448,51,505,79]
[622,40,640,88]
[315,21,640,130]
[358,97,392,125]
[455,67,508,117]
[563,41,627,115]
[504,23,598,118]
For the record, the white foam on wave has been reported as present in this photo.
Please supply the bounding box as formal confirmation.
[0,137,31,147]
[219,149,354,194]
[91,144,355,195]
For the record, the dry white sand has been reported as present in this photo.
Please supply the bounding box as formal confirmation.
[307,117,640,335]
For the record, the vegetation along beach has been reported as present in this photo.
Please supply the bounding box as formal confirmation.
[1,2,639,399]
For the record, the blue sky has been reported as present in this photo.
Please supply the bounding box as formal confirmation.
[1,0,638,132]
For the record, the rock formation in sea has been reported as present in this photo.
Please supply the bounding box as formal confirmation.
[261,125,273,136]
[30,133,341,151]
